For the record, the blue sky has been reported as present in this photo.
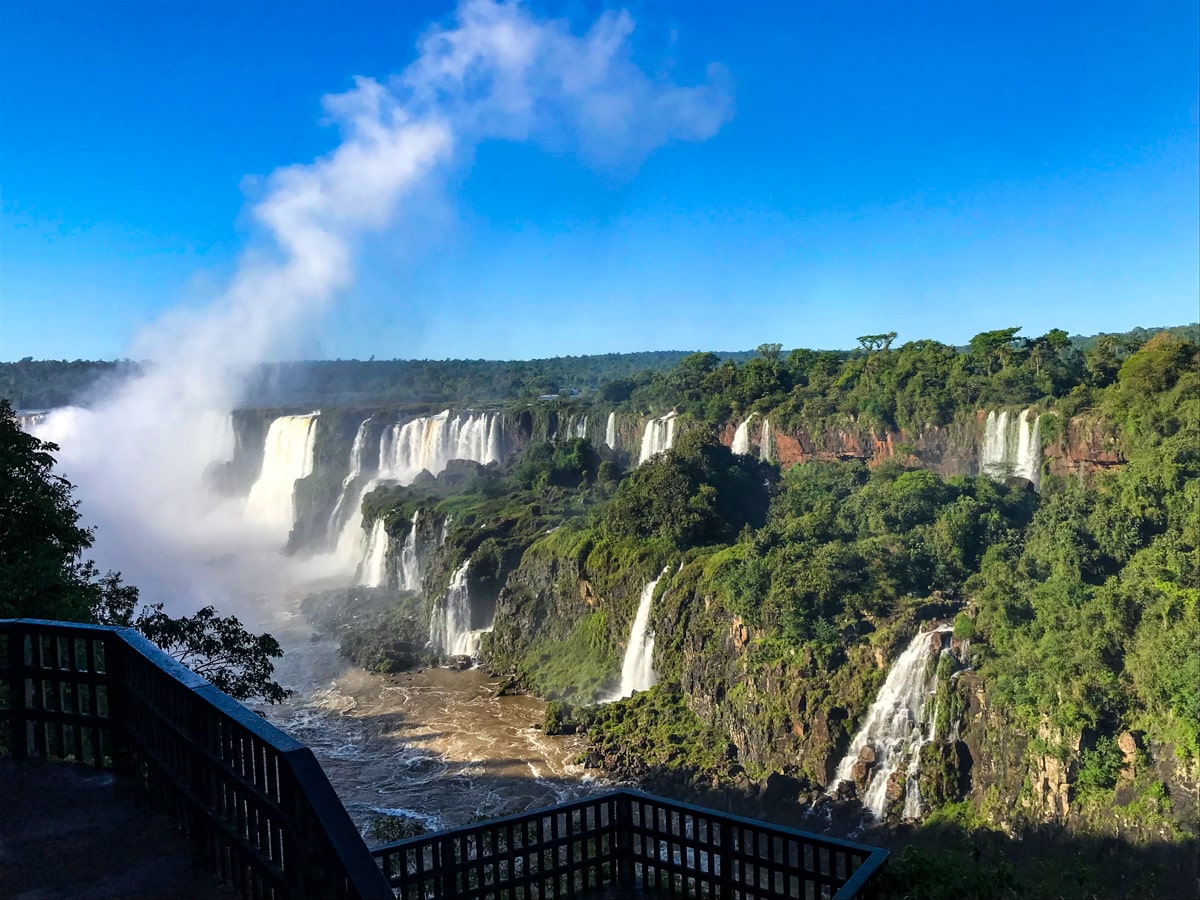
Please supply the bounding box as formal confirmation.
[1,0,1196,362]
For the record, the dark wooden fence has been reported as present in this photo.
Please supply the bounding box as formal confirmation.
[0,618,392,900]
[372,789,887,899]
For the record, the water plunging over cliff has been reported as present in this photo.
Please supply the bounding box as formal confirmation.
[397,510,421,592]
[433,562,492,658]
[328,419,373,540]
[981,408,1041,488]
[831,625,950,819]
[244,414,319,537]
[759,418,773,463]
[573,415,588,439]
[612,572,664,698]
[731,414,756,455]
[638,413,677,464]
[380,410,504,482]
[360,519,389,587]
[604,412,617,450]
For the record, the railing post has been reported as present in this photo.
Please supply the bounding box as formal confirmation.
[615,792,634,887]
[4,625,28,759]
[104,630,133,775]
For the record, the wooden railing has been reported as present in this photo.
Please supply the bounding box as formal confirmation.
[372,788,888,899]
[0,618,392,900]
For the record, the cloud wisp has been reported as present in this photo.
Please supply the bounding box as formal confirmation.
[38,0,733,611]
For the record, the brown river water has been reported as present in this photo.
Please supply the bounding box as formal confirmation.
[262,606,606,838]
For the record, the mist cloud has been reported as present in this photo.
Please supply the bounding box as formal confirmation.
[40,0,734,611]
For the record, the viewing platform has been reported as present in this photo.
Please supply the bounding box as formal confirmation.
[1,618,888,899]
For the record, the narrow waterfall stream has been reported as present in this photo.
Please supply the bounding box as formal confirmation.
[831,625,951,819]
[610,572,664,699]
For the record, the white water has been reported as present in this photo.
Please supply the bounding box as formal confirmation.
[380,410,504,482]
[397,510,422,592]
[328,418,373,540]
[831,625,950,819]
[244,414,319,538]
[604,412,617,450]
[434,562,492,658]
[759,418,773,463]
[573,415,588,439]
[360,519,390,588]
[332,411,503,573]
[637,412,677,464]
[981,408,1041,488]
[731,414,756,455]
[611,572,665,698]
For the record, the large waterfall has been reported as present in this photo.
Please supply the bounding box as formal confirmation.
[831,625,950,819]
[637,412,677,465]
[611,572,664,698]
[980,408,1041,488]
[604,412,617,449]
[731,414,756,455]
[572,415,589,439]
[433,562,492,658]
[379,410,504,482]
[244,414,319,536]
[333,411,502,571]
[360,518,390,588]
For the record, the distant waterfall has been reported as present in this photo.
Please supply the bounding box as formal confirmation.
[731,414,756,455]
[433,562,492,658]
[981,408,1041,488]
[328,418,373,540]
[244,414,319,536]
[611,572,665,698]
[637,412,677,465]
[380,410,504,481]
[605,412,617,449]
[360,519,390,588]
[397,510,422,591]
[759,418,773,463]
[573,415,589,439]
[831,625,950,819]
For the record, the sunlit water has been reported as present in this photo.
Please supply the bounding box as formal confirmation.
[262,604,603,839]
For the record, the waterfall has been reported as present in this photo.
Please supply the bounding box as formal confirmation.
[328,418,373,540]
[244,414,319,536]
[434,562,492,658]
[637,412,677,465]
[397,510,422,592]
[759,418,773,462]
[831,625,950,819]
[359,518,390,587]
[731,414,756,455]
[573,415,589,439]
[981,408,1041,488]
[604,412,617,450]
[380,410,504,481]
[611,572,665,698]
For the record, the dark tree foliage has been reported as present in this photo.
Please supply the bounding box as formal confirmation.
[0,400,290,704]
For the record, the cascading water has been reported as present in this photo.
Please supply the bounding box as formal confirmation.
[831,625,951,820]
[637,412,677,465]
[359,519,390,587]
[573,415,588,439]
[433,562,492,658]
[604,412,617,450]
[380,410,504,482]
[397,510,422,592]
[759,418,773,463]
[610,572,665,698]
[981,408,1041,488]
[731,414,756,455]
[244,414,319,536]
[328,418,373,540]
